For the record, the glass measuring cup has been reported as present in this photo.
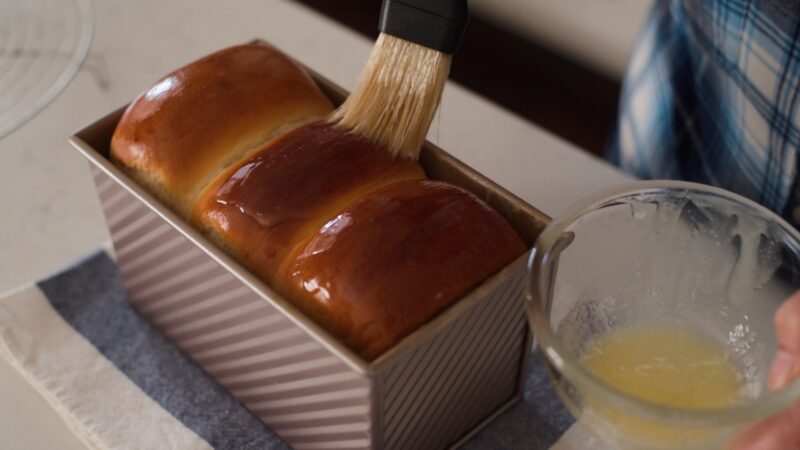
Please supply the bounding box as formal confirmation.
[527,181,800,449]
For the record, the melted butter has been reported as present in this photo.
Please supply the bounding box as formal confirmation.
[581,325,743,409]
[578,325,744,447]
[213,156,318,229]
[310,214,353,256]
[301,277,331,305]
[145,75,178,100]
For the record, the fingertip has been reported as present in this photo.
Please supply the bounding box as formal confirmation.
[775,292,800,354]
[733,402,800,450]
[768,350,797,390]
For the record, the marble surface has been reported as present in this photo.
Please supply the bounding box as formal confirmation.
[0,0,631,448]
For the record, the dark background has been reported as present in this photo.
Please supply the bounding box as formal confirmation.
[292,0,622,157]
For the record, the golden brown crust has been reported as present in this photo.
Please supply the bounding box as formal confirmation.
[110,44,527,362]
[275,180,527,361]
[110,43,334,216]
[192,121,426,284]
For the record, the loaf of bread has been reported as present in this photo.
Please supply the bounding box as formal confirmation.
[111,44,526,361]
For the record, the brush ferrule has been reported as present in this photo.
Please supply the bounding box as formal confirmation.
[379,0,468,54]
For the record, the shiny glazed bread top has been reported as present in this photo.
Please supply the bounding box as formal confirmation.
[275,180,527,360]
[192,120,426,284]
[110,43,334,216]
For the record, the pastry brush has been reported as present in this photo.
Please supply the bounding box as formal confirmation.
[330,0,469,160]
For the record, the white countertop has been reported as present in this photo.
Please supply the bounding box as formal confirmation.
[0,1,631,448]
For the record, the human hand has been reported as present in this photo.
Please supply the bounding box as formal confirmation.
[730,291,800,449]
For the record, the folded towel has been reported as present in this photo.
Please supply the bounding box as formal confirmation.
[0,251,599,449]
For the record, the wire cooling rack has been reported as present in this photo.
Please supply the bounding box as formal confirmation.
[0,0,93,139]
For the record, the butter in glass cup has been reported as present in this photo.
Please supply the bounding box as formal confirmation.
[527,181,800,450]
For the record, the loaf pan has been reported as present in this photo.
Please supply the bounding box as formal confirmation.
[69,40,551,450]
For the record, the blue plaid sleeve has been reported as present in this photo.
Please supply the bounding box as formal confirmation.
[608,0,800,224]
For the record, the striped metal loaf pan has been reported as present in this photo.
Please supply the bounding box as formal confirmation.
[69,45,551,450]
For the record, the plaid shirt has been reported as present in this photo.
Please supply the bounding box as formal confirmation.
[608,0,800,224]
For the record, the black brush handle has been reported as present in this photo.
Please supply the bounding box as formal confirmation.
[379,0,469,54]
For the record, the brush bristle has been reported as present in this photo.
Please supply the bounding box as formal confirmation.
[330,33,452,160]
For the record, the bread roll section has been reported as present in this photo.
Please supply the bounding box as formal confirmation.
[110,44,527,361]
[192,120,425,284]
[276,180,526,360]
[110,43,334,216]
